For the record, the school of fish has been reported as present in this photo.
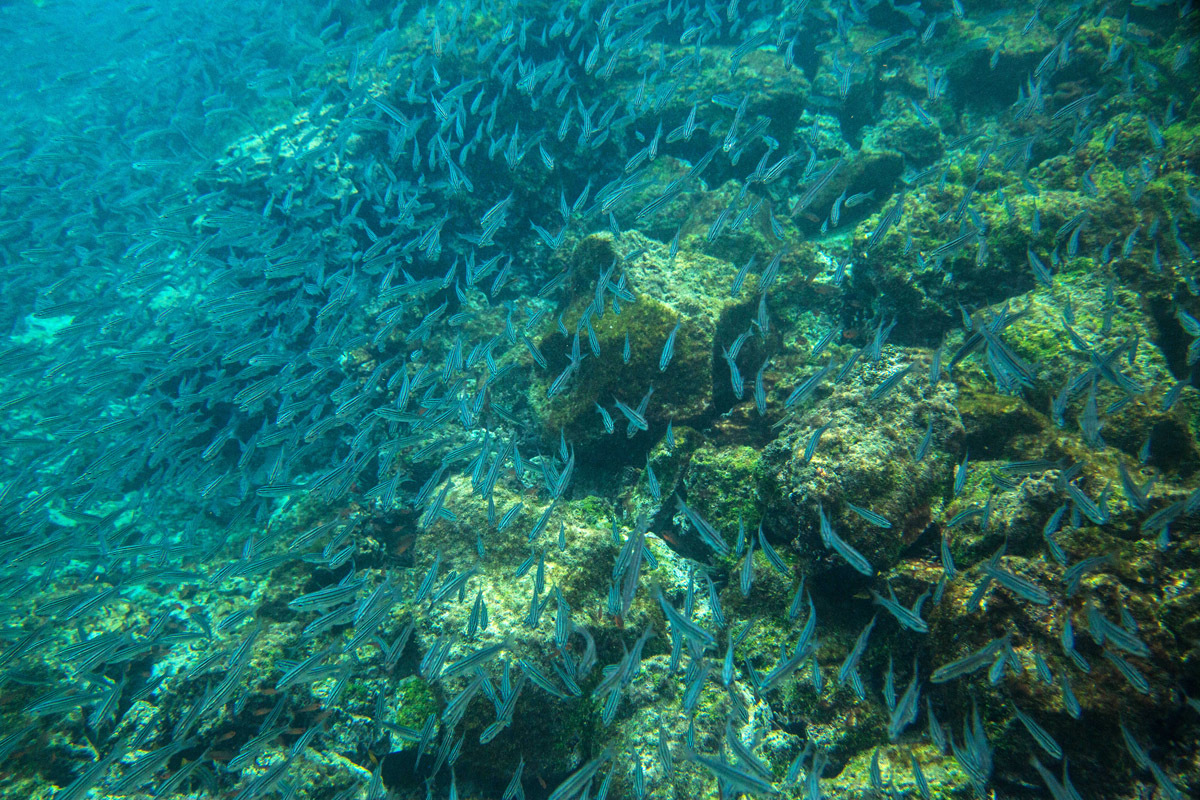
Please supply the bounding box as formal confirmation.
[0,0,1198,798]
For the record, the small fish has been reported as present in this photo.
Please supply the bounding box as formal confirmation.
[784,361,834,408]
[660,317,682,371]
[1060,673,1082,719]
[646,458,661,501]
[931,634,1011,683]
[1029,653,1053,686]
[1012,703,1063,760]
[760,248,786,292]
[1059,614,1091,674]
[547,748,614,800]
[1066,482,1109,525]
[685,747,779,796]
[613,396,649,432]
[927,699,949,753]
[757,524,789,576]
[722,343,745,399]
[811,326,840,359]
[595,402,614,434]
[676,496,730,558]
[845,189,876,208]
[754,361,768,415]
[845,501,892,529]
[911,753,931,800]
[1063,555,1110,596]
[869,748,884,792]
[732,255,756,297]
[870,584,931,633]
[739,535,755,597]
[837,615,877,688]
[941,536,957,580]
[830,187,847,227]
[869,363,913,402]
[802,422,833,464]
[818,504,873,576]
[981,561,1051,605]
[914,420,934,462]
[954,451,970,495]
[1028,248,1053,287]
[657,589,716,650]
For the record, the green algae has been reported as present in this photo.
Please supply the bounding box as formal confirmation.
[532,290,708,446]
[391,676,437,734]
[680,442,763,548]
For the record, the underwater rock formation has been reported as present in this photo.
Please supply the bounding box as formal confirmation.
[0,1,1197,800]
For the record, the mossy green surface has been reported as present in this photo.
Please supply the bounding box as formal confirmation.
[681,442,763,547]
[532,290,710,448]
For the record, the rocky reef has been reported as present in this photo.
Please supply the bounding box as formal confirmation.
[0,1,1197,800]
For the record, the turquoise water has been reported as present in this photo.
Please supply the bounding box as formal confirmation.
[0,1,1197,798]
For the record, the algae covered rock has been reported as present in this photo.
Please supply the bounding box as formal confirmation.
[991,268,1197,467]
[677,442,764,553]
[824,743,974,800]
[862,93,945,167]
[530,230,760,458]
[763,346,964,578]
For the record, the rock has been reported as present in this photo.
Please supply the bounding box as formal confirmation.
[762,346,964,579]
[530,231,760,460]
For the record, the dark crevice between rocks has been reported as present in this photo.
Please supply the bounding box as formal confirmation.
[836,82,877,147]
[1146,418,1199,478]
[1147,291,1198,385]
[711,293,776,417]
[380,749,439,797]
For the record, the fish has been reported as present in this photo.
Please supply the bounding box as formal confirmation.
[845,501,892,529]
[870,585,931,633]
[911,753,931,800]
[838,615,877,690]
[1103,648,1151,695]
[951,697,995,796]
[757,525,789,576]
[657,589,716,651]
[675,496,731,558]
[595,402,615,434]
[890,661,922,741]
[784,361,835,409]
[981,561,1051,605]
[645,458,661,501]
[954,451,970,495]
[932,634,1012,683]
[869,363,913,402]
[613,395,649,432]
[0,3,1193,798]
[801,422,833,464]
[818,504,874,576]
[754,360,768,415]
[793,157,844,214]
[1012,703,1063,761]
[659,317,681,371]
[732,254,756,297]
[1063,555,1110,596]
[760,634,816,694]
[547,747,614,800]
[914,420,935,462]
[685,746,780,796]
